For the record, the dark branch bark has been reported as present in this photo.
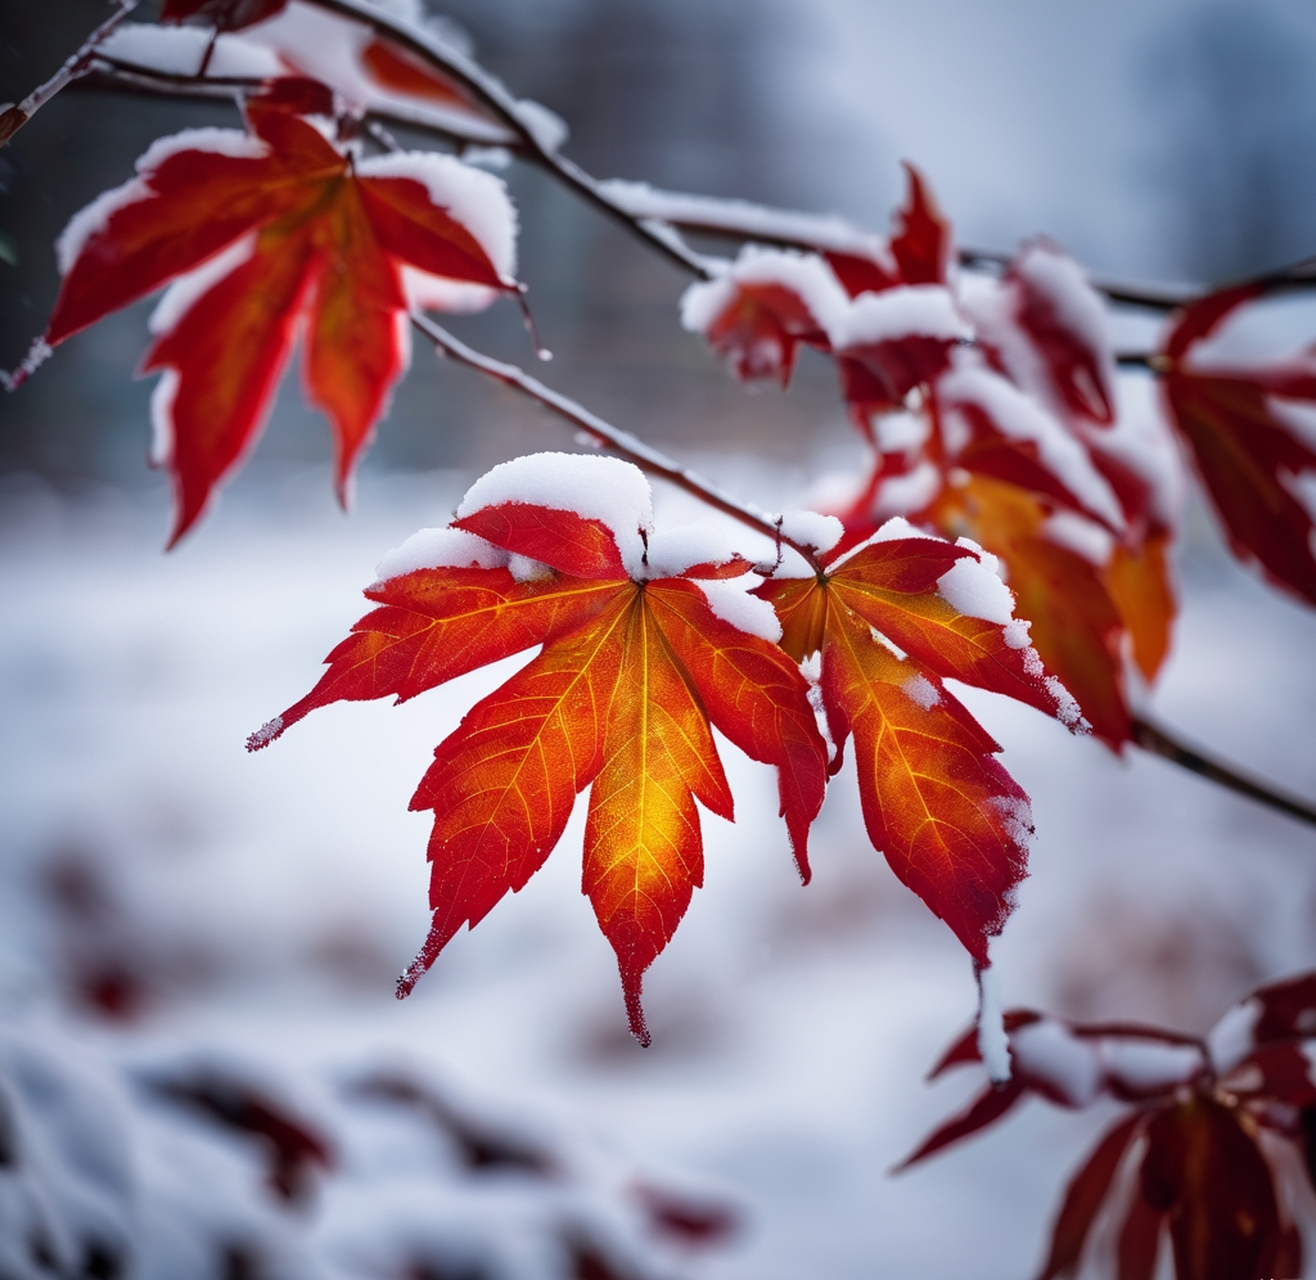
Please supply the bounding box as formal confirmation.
[409,313,821,572]
[0,0,139,147]
[1131,716,1316,829]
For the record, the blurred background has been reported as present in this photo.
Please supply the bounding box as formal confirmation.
[3,1,1316,1276]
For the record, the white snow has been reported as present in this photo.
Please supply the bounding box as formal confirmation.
[828,284,969,352]
[1268,397,1316,455]
[456,453,654,578]
[56,127,269,278]
[98,22,286,80]
[56,181,150,278]
[597,179,893,261]
[697,576,784,643]
[1009,1020,1101,1106]
[375,527,508,580]
[507,553,554,583]
[873,410,932,456]
[1206,996,1262,1075]
[1041,511,1115,567]
[977,965,1011,1085]
[871,462,942,521]
[1012,243,1115,402]
[357,152,518,282]
[901,673,940,711]
[936,550,1016,627]
[679,246,850,338]
[400,266,500,316]
[935,357,1126,531]
[1099,1040,1203,1093]
[135,127,269,178]
[147,235,258,338]
[513,99,570,152]
[777,510,843,554]
[643,517,747,579]
[148,369,181,469]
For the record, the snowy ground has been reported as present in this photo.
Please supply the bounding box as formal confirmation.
[2,458,1315,1277]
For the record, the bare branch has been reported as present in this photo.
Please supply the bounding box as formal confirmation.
[408,312,821,571]
[1131,715,1316,829]
[0,0,140,148]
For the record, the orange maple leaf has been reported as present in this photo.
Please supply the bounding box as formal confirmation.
[251,454,828,1043]
[42,87,518,544]
[757,522,1082,964]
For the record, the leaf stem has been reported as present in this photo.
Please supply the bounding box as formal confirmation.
[409,312,821,571]
[1131,715,1316,828]
[0,0,139,148]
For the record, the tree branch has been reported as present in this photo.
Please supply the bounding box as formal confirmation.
[408,312,822,572]
[305,0,713,280]
[1131,715,1316,829]
[0,0,140,147]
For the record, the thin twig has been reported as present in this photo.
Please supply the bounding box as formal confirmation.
[307,0,713,280]
[409,312,821,571]
[0,0,139,147]
[1131,715,1316,828]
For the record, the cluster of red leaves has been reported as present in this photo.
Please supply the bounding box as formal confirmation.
[251,452,1078,1035]
[902,972,1316,1280]
[685,169,1175,749]
[42,83,516,544]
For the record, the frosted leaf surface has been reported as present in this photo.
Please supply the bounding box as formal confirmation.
[778,510,843,553]
[829,285,968,351]
[375,527,508,580]
[936,551,1016,627]
[936,359,1125,530]
[457,453,654,578]
[358,152,518,281]
[697,576,782,643]
[643,518,746,579]
[679,246,850,337]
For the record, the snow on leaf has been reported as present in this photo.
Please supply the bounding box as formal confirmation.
[43,91,518,545]
[160,0,289,32]
[928,475,1127,746]
[680,247,847,386]
[251,456,827,1043]
[1162,287,1316,604]
[902,978,1316,1280]
[757,529,1075,964]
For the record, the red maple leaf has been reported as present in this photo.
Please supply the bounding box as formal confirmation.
[756,523,1082,964]
[43,89,518,544]
[901,973,1316,1280]
[1161,285,1316,605]
[250,454,829,1043]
